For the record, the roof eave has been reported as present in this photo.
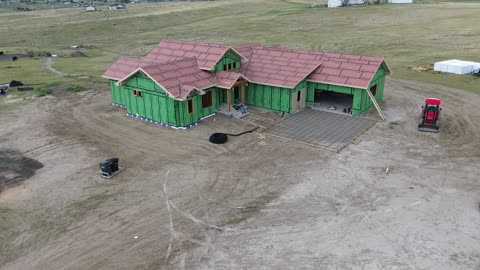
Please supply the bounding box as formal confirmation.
[305,79,368,90]
[247,80,297,89]
[363,59,391,89]
[101,75,119,80]
[381,59,392,75]
[116,67,182,100]
[216,73,251,90]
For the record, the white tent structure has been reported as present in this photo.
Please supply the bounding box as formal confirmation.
[434,60,480,75]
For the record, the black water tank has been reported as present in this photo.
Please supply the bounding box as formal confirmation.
[99,158,119,175]
[107,158,119,171]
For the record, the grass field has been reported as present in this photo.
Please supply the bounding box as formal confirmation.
[0,0,479,99]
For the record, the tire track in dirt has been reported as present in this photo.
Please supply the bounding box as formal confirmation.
[2,77,480,269]
[385,78,480,159]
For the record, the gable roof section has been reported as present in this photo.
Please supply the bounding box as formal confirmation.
[237,46,321,89]
[307,56,389,89]
[101,57,160,80]
[215,71,248,89]
[145,40,246,71]
[117,58,217,100]
[236,44,390,89]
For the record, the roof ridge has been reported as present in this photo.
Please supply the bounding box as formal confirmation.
[241,45,255,76]
[142,57,198,69]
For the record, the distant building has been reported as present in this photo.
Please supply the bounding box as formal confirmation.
[109,3,126,10]
[389,0,412,3]
[85,5,97,11]
[328,0,365,8]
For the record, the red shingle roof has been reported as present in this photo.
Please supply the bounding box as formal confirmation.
[145,40,233,71]
[237,46,321,88]
[101,57,160,80]
[103,41,390,100]
[235,44,388,89]
[118,58,217,100]
[215,71,245,89]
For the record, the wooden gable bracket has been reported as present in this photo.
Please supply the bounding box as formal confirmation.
[365,87,385,121]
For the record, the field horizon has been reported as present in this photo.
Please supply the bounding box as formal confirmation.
[1,0,479,98]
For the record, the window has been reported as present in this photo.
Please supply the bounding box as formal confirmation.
[297,90,301,102]
[202,91,213,108]
[234,86,240,100]
[188,99,194,114]
[370,85,377,97]
[228,63,232,70]
[232,62,237,69]
[132,90,142,97]
[223,64,227,71]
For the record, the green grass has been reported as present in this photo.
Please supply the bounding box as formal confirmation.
[66,84,86,93]
[35,82,59,96]
[0,58,60,97]
[0,0,479,100]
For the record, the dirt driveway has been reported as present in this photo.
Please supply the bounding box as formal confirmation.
[0,78,479,269]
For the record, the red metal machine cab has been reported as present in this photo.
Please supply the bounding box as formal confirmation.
[425,98,441,106]
[418,98,442,132]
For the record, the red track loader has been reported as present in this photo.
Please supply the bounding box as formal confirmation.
[418,98,442,132]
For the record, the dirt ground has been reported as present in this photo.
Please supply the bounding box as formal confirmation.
[0,78,479,270]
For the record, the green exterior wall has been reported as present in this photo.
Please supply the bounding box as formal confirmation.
[175,87,219,127]
[110,73,217,128]
[214,50,241,71]
[245,81,306,113]
[108,63,386,127]
[361,66,386,115]
[306,66,386,116]
[110,79,128,106]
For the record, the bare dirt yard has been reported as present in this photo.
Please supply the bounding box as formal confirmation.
[0,78,479,269]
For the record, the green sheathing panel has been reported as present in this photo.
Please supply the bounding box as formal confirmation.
[110,80,118,103]
[358,66,386,115]
[305,66,386,116]
[122,72,181,126]
[110,80,128,106]
[218,88,226,103]
[214,50,242,71]
[144,93,153,120]
[176,87,218,127]
[245,82,304,113]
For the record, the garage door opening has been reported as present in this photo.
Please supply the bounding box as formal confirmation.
[312,90,353,115]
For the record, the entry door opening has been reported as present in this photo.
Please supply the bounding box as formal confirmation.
[313,90,354,115]
[233,86,240,103]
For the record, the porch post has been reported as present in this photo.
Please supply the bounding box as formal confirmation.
[227,88,231,112]
[241,83,245,105]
